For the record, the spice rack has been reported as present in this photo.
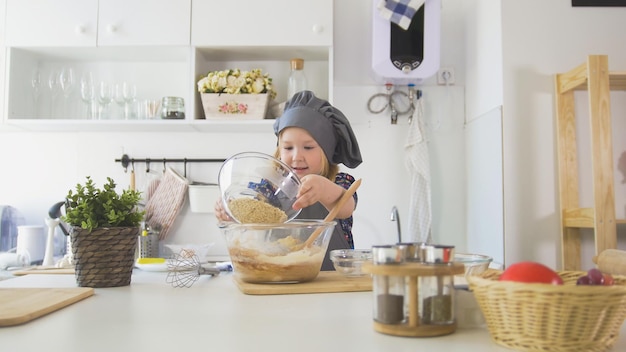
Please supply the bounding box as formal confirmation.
[554,55,626,270]
[362,261,464,337]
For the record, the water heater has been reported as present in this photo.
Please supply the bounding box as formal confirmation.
[372,0,441,85]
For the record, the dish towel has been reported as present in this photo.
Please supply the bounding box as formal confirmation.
[404,96,432,243]
[144,167,189,240]
[377,0,426,30]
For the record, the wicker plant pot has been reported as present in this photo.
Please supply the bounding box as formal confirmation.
[69,226,139,288]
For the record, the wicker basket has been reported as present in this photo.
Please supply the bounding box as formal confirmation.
[468,269,626,352]
[70,226,139,288]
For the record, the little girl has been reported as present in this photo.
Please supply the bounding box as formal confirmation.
[215,90,362,270]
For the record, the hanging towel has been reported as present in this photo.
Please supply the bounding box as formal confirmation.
[404,96,432,243]
[144,167,189,240]
[377,0,426,30]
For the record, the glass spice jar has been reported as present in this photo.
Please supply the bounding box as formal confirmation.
[160,96,185,119]
[372,245,406,325]
[419,244,456,325]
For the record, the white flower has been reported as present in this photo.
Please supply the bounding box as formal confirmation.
[197,68,275,99]
[251,77,266,93]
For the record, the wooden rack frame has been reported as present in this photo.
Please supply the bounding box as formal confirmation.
[554,55,626,270]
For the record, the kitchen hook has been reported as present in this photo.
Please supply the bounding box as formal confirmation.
[407,85,422,124]
[162,159,167,173]
[146,158,151,173]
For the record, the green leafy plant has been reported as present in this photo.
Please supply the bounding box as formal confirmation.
[62,176,145,232]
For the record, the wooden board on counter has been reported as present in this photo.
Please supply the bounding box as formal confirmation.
[0,287,94,326]
[234,271,372,295]
[11,268,75,276]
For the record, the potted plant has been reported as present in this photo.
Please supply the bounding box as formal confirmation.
[197,68,276,120]
[62,176,144,288]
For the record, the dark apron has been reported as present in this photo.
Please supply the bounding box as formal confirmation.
[297,203,350,271]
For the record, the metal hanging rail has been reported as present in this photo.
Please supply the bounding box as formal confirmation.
[115,154,226,177]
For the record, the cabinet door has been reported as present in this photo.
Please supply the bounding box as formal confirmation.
[5,0,98,47]
[98,0,191,46]
[191,0,333,46]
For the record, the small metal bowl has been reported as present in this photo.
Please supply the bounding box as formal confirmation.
[330,249,373,277]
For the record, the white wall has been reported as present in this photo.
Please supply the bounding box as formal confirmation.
[0,0,472,257]
[462,0,505,265]
[500,0,626,269]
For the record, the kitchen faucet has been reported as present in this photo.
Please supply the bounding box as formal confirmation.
[390,206,401,243]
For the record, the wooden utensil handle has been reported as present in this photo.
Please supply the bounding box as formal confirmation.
[594,249,626,275]
[303,178,362,248]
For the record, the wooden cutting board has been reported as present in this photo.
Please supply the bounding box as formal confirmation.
[234,271,372,295]
[0,288,94,326]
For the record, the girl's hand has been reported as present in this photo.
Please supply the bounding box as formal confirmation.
[293,175,356,220]
[293,174,327,210]
[214,198,233,223]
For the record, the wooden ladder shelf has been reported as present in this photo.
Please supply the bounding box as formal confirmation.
[555,55,626,270]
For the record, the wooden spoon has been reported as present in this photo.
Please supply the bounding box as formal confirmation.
[294,178,362,251]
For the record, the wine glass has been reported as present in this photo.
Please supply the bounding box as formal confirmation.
[31,68,42,116]
[80,72,95,119]
[97,81,113,119]
[122,82,137,119]
[114,83,126,119]
[59,67,75,117]
[48,70,60,118]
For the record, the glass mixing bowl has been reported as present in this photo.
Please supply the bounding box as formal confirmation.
[218,152,301,224]
[221,220,336,283]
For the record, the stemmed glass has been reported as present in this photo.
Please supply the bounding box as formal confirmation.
[59,67,75,118]
[114,83,126,119]
[80,72,96,119]
[48,70,60,118]
[122,82,137,119]
[31,68,42,116]
[97,81,113,119]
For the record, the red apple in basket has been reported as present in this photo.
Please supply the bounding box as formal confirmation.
[499,261,564,285]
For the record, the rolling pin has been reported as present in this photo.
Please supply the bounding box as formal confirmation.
[592,249,626,275]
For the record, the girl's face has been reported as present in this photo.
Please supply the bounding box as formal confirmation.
[278,127,324,178]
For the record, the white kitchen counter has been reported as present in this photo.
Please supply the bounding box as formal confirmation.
[1,271,625,352]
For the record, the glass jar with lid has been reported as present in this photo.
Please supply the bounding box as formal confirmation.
[161,96,185,119]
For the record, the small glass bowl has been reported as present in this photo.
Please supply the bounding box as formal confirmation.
[330,249,373,277]
[454,253,493,277]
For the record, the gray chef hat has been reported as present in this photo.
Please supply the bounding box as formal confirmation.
[273,90,362,168]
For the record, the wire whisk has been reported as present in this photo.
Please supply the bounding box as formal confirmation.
[166,252,220,288]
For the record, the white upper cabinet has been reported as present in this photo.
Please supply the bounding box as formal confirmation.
[5,0,191,47]
[5,0,98,47]
[191,0,333,46]
[98,0,191,46]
